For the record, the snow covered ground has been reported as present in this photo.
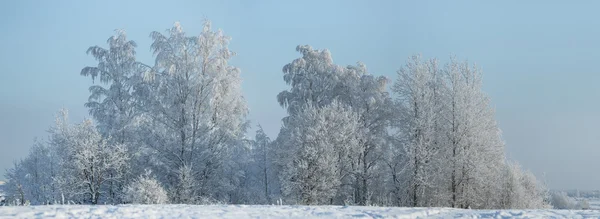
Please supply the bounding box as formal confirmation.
[587,198,600,210]
[1,205,600,219]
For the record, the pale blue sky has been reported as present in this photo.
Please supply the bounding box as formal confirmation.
[1,0,599,190]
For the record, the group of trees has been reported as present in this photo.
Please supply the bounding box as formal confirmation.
[270,48,548,209]
[3,20,549,209]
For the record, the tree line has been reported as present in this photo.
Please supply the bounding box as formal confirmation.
[3,20,549,209]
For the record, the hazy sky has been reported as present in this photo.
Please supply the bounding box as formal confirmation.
[1,0,599,190]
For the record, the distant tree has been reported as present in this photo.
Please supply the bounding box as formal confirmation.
[227,139,255,204]
[3,140,59,205]
[4,161,27,205]
[252,125,273,203]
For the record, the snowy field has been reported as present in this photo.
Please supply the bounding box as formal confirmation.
[587,198,600,210]
[1,205,600,219]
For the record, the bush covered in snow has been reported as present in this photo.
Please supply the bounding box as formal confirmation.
[124,172,168,204]
[550,192,575,209]
[550,191,590,210]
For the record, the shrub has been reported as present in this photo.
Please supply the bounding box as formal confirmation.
[550,191,575,209]
[124,171,168,204]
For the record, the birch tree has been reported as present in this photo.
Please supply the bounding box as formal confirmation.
[338,65,393,205]
[437,58,508,208]
[276,45,392,205]
[80,29,139,144]
[80,30,140,203]
[392,55,443,207]
[141,21,248,203]
[277,102,361,205]
[49,110,129,204]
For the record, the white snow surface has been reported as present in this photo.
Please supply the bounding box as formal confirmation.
[1,205,600,219]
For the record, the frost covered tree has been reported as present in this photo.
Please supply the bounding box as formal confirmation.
[440,58,506,209]
[275,46,342,204]
[392,55,444,207]
[3,140,59,205]
[5,21,553,208]
[390,55,529,209]
[277,102,361,205]
[251,125,273,203]
[80,30,139,144]
[501,162,549,209]
[80,30,142,203]
[3,161,26,205]
[6,110,129,205]
[173,165,198,204]
[339,65,393,205]
[139,21,248,203]
[276,45,392,205]
[225,139,255,204]
[277,46,341,115]
[49,110,129,204]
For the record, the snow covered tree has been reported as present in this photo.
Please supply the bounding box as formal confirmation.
[440,57,507,209]
[5,21,552,208]
[21,141,58,204]
[392,55,444,207]
[81,30,142,203]
[338,64,393,205]
[390,55,531,209]
[277,45,341,116]
[172,165,197,204]
[501,162,550,209]
[71,120,129,204]
[276,45,393,205]
[49,110,129,204]
[80,29,139,144]
[249,125,273,203]
[124,170,168,204]
[277,102,362,205]
[4,161,28,206]
[140,20,248,203]
[226,139,255,204]
[3,140,59,205]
